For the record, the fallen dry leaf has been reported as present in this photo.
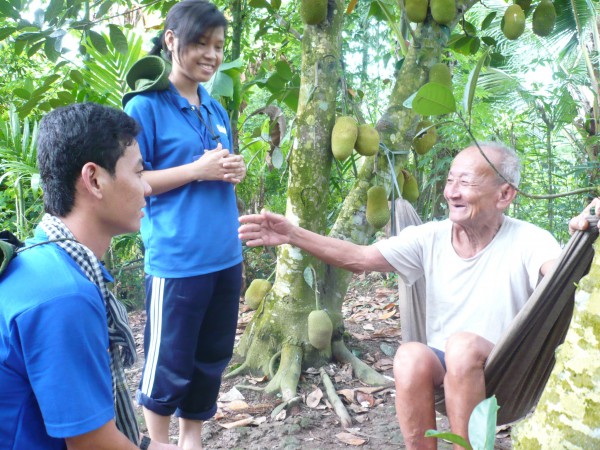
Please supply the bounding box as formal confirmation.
[219,387,244,402]
[336,432,366,446]
[356,391,375,407]
[355,386,386,395]
[374,357,394,371]
[219,417,256,429]
[337,389,355,404]
[224,400,249,411]
[372,327,401,338]
[306,387,323,408]
[378,310,396,320]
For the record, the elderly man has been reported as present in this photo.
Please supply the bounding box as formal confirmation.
[0,104,180,450]
[238,142,563,449]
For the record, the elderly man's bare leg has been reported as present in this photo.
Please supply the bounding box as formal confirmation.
[444,332,494,449]
[394,342,446,450]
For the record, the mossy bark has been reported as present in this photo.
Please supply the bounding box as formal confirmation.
[236,0,480,399]
[512,238,600,448]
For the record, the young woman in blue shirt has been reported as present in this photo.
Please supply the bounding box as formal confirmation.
[124,1,245,447]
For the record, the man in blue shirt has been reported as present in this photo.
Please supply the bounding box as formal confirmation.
[0,103,180,450]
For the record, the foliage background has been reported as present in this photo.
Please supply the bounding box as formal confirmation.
[0,0,598,311]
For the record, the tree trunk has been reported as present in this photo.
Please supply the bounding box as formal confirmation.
[235,0,347,398]
[512,239,600,447]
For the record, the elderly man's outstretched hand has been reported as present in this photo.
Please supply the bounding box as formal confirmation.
[569,198,600,235]
[238,209,293,247]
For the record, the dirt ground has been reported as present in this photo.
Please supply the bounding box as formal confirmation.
[126,272,513,449]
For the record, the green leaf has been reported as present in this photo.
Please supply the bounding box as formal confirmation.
[463,48,489,116]
[26,40,44,57]
[56,90,75,103]
[207,71,234,97]
[109,25,128,55]
[481,36,496,46]
[13,37,25,55]
[249,0,271,8]
[481,12,496,30]
[424,430,472,450]
[411,83,456,116]
[88,30,108,55]
[303,265,314,288]
[266,73,286,93]
[43,74,61,87]
[281,88,299,112]
[462,21,476,35]
[0,26,16,41]
[70,69,85,85]
[13,88,31,100]
[0,0,19,20]
[275,60,293,81]
[45,0,64,25]
[220,58,244,71]
[468,397,499,450]
[44,37,60,62]
[368,1,387,21]
[96,0,112,19]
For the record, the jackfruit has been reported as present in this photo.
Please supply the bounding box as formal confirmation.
[355,124,380,156]
[429,63,452,89]
[308,309,333,350]
[502,4,526,40]
[301,0,328,25]
[430,0,456,26]
[532,0,556,37]
[244,279,272,310]
[366,186,390,229]
[331,116,358,161]
[515,0,532,13]
[402,170,419,203]
[405,0,428,23]
[413,120,437,155]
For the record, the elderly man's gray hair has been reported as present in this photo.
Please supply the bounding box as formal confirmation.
[478,141,521,188]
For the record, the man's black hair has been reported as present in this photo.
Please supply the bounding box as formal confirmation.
[149,0,228,61]
[37,102,140,217]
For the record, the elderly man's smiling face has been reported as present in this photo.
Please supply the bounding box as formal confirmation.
[443,146,508,228]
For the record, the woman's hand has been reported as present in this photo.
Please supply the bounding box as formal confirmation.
[223,153,246,184]
[190,143,244,184]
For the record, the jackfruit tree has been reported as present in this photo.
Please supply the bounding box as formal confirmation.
[231,0,482,398]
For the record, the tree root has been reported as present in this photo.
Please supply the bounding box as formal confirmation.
[269,350,282,379]
[224,361,249,379]
[264,343,303,401]
[320,367,352,428]
[332,339,394,387]
[234,384,265,392]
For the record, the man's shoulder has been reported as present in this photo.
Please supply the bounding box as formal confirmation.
[503,216,554,236]
[0,243,100,318]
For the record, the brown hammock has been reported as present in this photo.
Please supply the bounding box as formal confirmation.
[392,199,598,425]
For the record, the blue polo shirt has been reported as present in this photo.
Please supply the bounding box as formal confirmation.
[0,227,114,449]
[125,83,243,278]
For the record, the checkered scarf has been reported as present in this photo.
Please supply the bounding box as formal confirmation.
[39,214,140,444]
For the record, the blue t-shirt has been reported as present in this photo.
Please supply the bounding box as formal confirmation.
[0,227,114,449]
[125,83,243,278]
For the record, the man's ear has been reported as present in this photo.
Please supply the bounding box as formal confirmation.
[498,183,517,209]
[79,162,105,200]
